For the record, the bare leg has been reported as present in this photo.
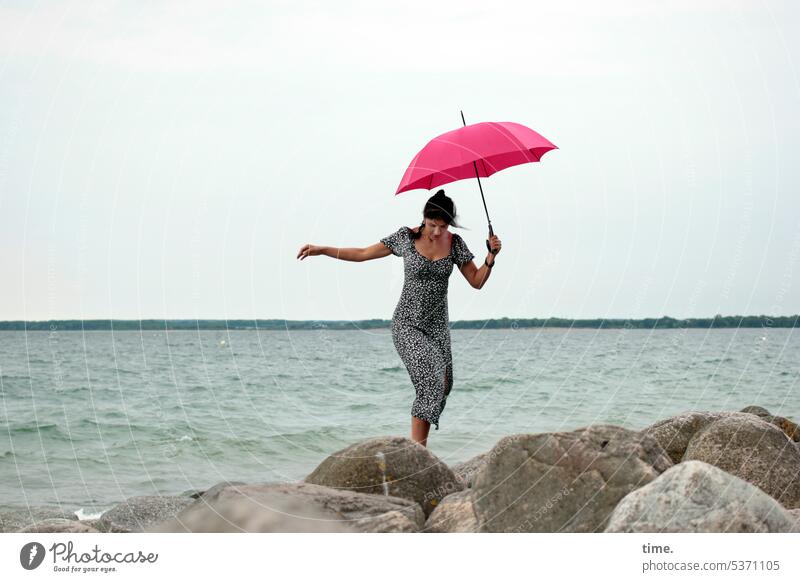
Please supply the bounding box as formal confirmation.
[411,369,448,447]
[411,416,431,447]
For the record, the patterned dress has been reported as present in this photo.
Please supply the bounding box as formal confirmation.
[380,226,475,430]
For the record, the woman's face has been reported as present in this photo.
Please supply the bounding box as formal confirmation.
[423,218,449,241]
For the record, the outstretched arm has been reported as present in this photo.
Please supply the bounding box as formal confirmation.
[297,242,392,262]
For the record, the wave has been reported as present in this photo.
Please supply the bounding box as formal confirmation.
[79,418,155,432]
[8,422,63,435]
[453,382,496,392]
[259,426,347,448]
[378,365,402,373]
[346,402,376,411]
[39,455,117,466]
[496,377,522,385]
[74,507,105,520]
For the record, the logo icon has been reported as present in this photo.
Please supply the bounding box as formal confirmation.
[20,542,46,570]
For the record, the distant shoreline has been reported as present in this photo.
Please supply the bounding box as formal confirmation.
[0,315,796,331]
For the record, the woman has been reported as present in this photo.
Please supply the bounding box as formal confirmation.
[296,190,501,447]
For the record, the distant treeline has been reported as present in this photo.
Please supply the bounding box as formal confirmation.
[0,315,797,331]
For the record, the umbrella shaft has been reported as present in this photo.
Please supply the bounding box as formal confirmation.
[462,110,493,228]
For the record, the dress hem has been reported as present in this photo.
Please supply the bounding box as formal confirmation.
[412,413,440,431]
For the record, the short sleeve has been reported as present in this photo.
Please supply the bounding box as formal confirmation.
[380,227,406,257]
[452,234,475,267]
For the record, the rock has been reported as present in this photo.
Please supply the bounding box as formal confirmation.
[148,484,354,533]
[358,510,420,533]
[767,417,799,442]
[15,518,101,533]
[740,405,771,416]
[683,412,800,509]
[148,482,424,533]
[189,480,248,499]
[740,405,800,442]
[605,460,796,532]
[639,408,800,465]
[97,496,195,532]
[788,509,800,533]
[472,425,673,532]
[638,411,720,464]
[424,490,478,532]
[451,452,489,488]
[0,506,77,533]
[304,436,463,517]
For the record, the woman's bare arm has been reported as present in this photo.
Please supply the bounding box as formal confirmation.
[459,260,493,289]
[458,234,501,289]
[361,242,393,261]
[297,242,392,262]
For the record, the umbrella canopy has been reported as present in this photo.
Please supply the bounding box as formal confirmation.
[395,121,558,195]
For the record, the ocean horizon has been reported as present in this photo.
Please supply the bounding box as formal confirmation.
[0,314,797,331]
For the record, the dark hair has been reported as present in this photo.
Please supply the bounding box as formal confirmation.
[409,189,463,240]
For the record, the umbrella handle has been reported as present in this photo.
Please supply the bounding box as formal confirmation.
[486,223,498,255]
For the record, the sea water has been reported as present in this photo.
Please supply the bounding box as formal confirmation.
[0,327,797,516]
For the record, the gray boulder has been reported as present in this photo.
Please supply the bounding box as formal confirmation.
[451,452,489,488]
[359,509,421,533]
[740,405,800,442]
[639,411,720,464]
[97,495,195,532]
[305,436,463,517]
[15,518,101,533]
[0,506,77,533]
[788,509,800,533]
[605,460,796,532]
[424,489,478,533]
[639,408,800,466]
[189,480,248,499]
[472,425,673,532]
[148,482,424,533]
[79,519,104,530]
[741,405,773,416]
[683,412,800,509]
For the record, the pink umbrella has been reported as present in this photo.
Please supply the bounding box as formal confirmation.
[396,111,557,253]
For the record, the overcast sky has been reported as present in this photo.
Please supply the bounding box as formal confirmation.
[1,0,798,322]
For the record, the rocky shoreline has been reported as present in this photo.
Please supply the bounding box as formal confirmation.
[3,405,800,533]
